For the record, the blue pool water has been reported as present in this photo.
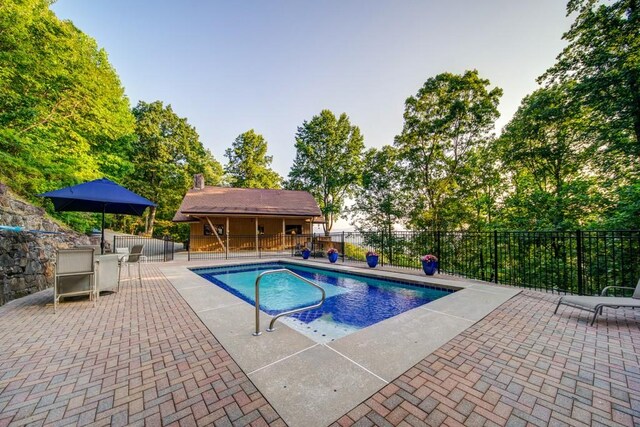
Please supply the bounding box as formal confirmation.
[193,262,454,342]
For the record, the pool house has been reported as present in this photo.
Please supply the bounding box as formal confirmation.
[173,175,323,253]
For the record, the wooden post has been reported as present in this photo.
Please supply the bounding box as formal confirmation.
[255,217,259,255]
[205,217,226,252]
[282,219,286,251]
[226,217,230,257]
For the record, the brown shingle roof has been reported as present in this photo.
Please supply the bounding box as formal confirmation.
[172,187,322,222]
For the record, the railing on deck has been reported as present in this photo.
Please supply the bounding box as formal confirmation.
[188,230,640,295]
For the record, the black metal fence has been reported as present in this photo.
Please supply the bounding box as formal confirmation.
[186,230,640,295]
[113,235,175,262]
[339,230,640,295]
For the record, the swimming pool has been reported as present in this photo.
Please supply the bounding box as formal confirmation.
[192,262,455,342]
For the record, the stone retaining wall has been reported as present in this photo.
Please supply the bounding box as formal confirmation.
[0,230,92,306]
[0,183,91,305]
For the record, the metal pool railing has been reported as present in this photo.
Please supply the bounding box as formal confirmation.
[252,269,326,336]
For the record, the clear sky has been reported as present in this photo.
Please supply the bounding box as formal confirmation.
[51,1,572,230]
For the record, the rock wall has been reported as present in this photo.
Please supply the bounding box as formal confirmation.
[0,183,62,232]
[0,183,91,305]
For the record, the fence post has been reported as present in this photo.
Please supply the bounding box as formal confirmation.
[576,230,584,295]
[493,230,499,284]
[163,235,168,262]
[381,230,385,267]
[341,232,345,263]
[436,231,441,274]
[388,228,393,266]
[113,236,116,253]
[188,236,191,261]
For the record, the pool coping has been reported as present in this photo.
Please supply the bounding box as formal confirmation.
[157,258,521,427]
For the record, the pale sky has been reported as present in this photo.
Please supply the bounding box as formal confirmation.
[51,1,572,230]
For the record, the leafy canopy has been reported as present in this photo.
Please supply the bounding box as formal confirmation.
[0,0,135,197]
[127,101,223,235]
[497,84,601,230]
[540,0,640,157]
[350,146,404,233]
[286,109,364,234]
[394,70,502,230]
[224,130,282,189]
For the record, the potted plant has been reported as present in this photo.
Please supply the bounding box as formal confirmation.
[301,247,311,260]
[421,254,438,275]
[366,250,379,268]
[327,247,339,263]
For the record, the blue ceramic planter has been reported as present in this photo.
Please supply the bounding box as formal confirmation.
[328,252,339,263]
[302,249,310,259]
[366,255,379,268]
[422,260,437,275]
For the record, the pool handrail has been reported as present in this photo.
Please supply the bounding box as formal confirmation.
[253,268,326,336]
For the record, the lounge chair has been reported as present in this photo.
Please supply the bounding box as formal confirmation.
[117,244,144,291]
[554,279,640,325]
[54,248,96,312]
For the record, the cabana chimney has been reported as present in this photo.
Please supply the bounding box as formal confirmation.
[194,174,205,190]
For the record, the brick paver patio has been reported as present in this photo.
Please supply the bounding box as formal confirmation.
[0,265,284,427]
[0,263,639,426]
[335,291,640,427]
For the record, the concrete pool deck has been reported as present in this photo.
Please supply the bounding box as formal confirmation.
[159,258,520,427]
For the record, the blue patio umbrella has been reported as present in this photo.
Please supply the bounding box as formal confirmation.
[39,178,156,254]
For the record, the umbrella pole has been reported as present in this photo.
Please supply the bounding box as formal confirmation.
[101,206,106,255]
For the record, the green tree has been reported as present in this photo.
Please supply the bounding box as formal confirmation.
[350,146,404,234]
[539,0,640,232]
[128,101,223,235]
[224,130,282,189]
[464,144,505,230]
[394,70,502,230]
[597,183,640,229]
[496,85,601,230]
[540,0,640,157]
[0,0,135,198]
[287,109,364,235]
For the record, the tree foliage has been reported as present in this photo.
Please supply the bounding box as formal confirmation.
[540,0,640,158]
[537,0,640,230]
[224,130,282,189]
[0,0,135,198]
[496,85,602,230]
[350,146,404,233]
[394,70,502,230]
[128,101,223,235]
[3,0,640,238]
[463,144,505,230]
[287,110,364,234]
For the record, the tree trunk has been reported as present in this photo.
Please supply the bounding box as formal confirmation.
[626,0,639,152]
[324,214,332,236]
[145,206,157,236]
[628,70,640,155]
